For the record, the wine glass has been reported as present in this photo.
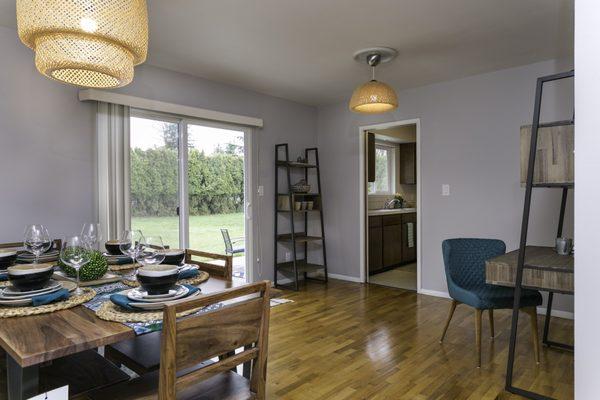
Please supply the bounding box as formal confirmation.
[119,230,144,278]
[136,236,166,267]
[60,236,90,295]
[24,224,51,264]
[81,223,102,250]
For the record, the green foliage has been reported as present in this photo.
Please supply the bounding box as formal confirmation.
[130,148,243,217]
[59,250,108,281]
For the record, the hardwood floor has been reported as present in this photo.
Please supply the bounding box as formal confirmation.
[267,280,573,399]
[0,279,573,399]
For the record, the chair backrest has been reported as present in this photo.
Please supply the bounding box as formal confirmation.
[185,249,233,280]
[158,281,270,400]
[442,238,506,293]
[221,229,233,254]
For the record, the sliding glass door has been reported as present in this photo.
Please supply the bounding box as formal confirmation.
[130,115,181,248]
[128,110,251,280]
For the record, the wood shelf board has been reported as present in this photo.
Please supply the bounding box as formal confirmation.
[276,161,318,168]
[277,233,324,243]
[276,261,325,273]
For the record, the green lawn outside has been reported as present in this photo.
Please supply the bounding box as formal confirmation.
[132,212,244,254]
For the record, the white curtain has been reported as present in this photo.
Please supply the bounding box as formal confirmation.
[95,102,131,241]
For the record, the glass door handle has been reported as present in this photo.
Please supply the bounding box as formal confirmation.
[176,206,180,216]
[246,203,252,220]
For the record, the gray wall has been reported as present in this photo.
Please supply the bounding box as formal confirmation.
[317,59,574,312]
[0,25,317,282]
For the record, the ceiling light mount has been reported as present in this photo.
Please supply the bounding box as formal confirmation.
[349,47,398,114]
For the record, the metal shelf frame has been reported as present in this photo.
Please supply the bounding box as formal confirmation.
[274,144,328,291]
[505,70,574,400]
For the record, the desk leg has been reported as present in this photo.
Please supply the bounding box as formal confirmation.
[6,354,38,400]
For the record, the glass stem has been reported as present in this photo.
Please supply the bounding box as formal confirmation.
[76,267,80,293]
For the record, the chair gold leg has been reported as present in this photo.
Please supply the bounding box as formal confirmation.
[488,309,494,339]
[475,309,482,368]
[525,307,540,364]
[440,300,458,343]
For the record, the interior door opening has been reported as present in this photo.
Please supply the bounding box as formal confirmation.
[361,120,420,291]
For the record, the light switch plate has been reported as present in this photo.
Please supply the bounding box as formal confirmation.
[442,184,450,196]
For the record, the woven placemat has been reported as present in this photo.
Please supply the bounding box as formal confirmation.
[0,288,96,318]
[108,263,140,272]
[96,297,203,323]
[121,270,209,288]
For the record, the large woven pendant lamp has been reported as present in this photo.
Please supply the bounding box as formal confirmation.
[16,0,148,88]
[349,47,398,114]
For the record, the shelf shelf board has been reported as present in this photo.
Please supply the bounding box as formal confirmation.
[531,183,573,188]
[277,193,321,197]
[276,161,318,169]
[277,233,324,243]
[277,209,320,213]
[276,260,326,273]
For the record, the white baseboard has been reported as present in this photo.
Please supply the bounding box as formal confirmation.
[537,306,574,320]
[328,273,363,283]
[416,289,574,320]
[418,289,451,299]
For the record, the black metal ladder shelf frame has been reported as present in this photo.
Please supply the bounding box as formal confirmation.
[505,70,574,400]
[274,143,328,291]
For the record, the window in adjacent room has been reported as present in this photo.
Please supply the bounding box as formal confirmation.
[368,143,395,194]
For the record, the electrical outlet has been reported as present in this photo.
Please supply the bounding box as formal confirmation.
[257,185,264,196]
[285,252,291,261]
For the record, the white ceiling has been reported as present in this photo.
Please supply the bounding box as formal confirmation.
[0,0,573,106]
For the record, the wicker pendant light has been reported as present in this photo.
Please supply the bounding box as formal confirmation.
[16,0,148,88]
[349,48,398,114]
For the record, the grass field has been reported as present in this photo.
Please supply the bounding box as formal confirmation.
[132,212,244,254]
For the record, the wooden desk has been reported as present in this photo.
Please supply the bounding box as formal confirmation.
[485,246,573,294]
[0,277,255,400]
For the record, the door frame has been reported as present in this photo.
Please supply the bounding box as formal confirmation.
[358,118,422,292]
[130,109,255,282]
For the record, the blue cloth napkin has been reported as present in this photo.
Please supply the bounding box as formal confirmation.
[178,269,199,280]
[32,288,70,307]
[0,273,7,282]
[110,284,200,311]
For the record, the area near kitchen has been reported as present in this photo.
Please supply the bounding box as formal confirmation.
[366,123,418,290]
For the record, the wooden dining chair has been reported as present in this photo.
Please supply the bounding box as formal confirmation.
[88,281,271,400]
[105,248,234,375]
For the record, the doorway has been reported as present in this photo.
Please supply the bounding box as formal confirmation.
[128,109,253,281]
[359,119,421,291]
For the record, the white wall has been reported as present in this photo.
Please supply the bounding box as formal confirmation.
[317,59,574,313]
[574,0,600,397]
[0,25,317,282]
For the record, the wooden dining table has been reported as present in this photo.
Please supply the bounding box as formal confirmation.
[0,276,253,400]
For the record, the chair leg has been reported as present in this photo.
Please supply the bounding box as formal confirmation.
[475,309,482,368]
[440,300,458,343]
[524,307,540,364]
[488,309,494,339]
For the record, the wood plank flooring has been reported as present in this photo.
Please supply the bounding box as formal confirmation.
[0,279,573,399]
[267,280,573,399]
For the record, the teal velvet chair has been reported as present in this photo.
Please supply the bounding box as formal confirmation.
[440,238,542,367]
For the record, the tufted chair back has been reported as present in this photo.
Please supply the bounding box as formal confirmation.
[442,238,506,295]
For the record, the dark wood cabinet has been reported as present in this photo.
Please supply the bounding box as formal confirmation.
[368,212,417,275]
[383,224,403,267]
[367,132,375,183]
[399,143,416,185]
[368,216,383,274]
[401,212,417,263]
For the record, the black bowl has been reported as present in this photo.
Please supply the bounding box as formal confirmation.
[105,240,127,256]
[137,265,179,295]
[160,249,185,266]
[0,250,18,270]
[7,264,54,292]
